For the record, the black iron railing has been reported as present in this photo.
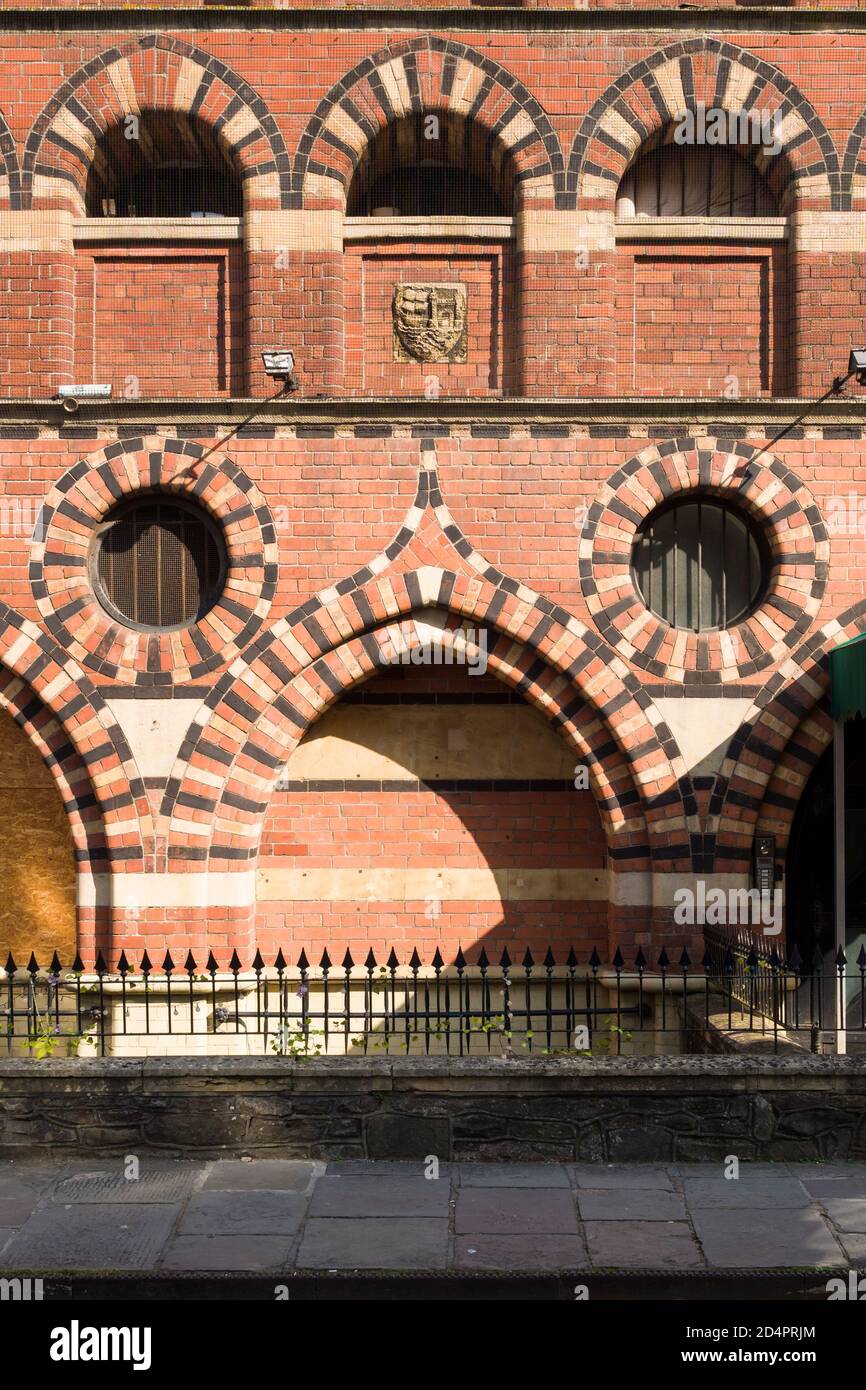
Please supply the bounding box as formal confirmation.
[2,941,866,1058]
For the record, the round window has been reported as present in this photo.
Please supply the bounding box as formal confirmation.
[91,494,226,632]
[631,496,770,632]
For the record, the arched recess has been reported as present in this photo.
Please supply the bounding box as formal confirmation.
[175,612,647,859]
[22,35,288,213]
[0,602,149,871]
[255,643,611,961]
[290,37,565,210]
[707,597,866,872]
[0,672,81,965]
[568,39,840,212]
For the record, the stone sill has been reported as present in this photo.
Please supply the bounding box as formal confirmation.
[615,217,788,242]
[69,216,787,247]
[344,216,513,241]
[74,217,242,242]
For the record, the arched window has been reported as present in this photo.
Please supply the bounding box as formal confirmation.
[631,496,771,632]
[346,114,512,218]
[85,112,241,218]
[75,112,245,396]
[344,114,515,397]
[617,145,778,219]
[615,138,787,397]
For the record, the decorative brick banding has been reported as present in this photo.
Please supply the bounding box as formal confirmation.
[580,438,827,684]
[22,34,288,213]
[0,603,146,866]
[31,437,278,688]
[568,37,841,211]
[709,599,866,871]
[163,449,694,871]
[291,37,565,210]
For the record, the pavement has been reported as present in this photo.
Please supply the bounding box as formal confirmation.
[1,1157,866,1283]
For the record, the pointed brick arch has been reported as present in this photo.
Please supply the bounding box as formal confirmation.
[162,570,695,870]
[290,37,565,209]
[841,106,866,205]
[0,668,100,864]
[707,598,866,872]
[0,602,148,867]
[0,107,19,208]
[568,38,841,212]
[23,34,289,212]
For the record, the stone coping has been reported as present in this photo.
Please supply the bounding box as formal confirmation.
[2,1054,865,1084]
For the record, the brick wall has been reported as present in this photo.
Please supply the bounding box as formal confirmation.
[616,244,788,397]
[0,8,863,969]
[0,22,862,402]
[74,244,245,397]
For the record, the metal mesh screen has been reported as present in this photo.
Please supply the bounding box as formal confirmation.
[94,498,224,630]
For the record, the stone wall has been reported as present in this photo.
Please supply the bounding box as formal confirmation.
[2,1056,865,1163]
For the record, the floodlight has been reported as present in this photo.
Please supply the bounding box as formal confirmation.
[261,350,296,384]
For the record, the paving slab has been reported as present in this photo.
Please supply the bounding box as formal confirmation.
[308,1173,449,1218]
[690,1207,842,1268]
[0,1202,179,1271]
[789,1164,866,1182]
[297,1217,448,1270]
[682,1175,810,1209]
[51,1163,200,1205]
[0,1164,72,1198]
[584,1221,703,1269]
[325,1160,450,1178]
[458,1163,570,1188]
[578,1189,686,1222]
[801,1177,866,1200]
[161,1235,294,1272]
[570,1164,675,1190]
[202,1160,322,1192]
[0,1196,40,1226]
[455,1187,579,1235]
[178,1191,307,1236]
[821,1200,866,1234]
[833,1233,866,1264]
[454,1233,587,1270]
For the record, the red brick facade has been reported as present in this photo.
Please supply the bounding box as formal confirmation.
[0,3,864,968]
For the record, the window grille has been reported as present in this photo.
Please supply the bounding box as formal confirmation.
[631,497,770,632]
[92,496,226,631]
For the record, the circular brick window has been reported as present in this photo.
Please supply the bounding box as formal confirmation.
[91,494,227,632]
[631,496,771,633]
[32,437,279,686]
[580,438,827,683]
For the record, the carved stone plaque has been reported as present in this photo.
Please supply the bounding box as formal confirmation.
[392,282,468,363]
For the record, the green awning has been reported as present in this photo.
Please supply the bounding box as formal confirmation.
[830,630,866,722]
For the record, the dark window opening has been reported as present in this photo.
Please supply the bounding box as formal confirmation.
[618,144,779,219]
[85,112,241,219]
[91,495,226,631]
[347,163,506,218]
[98,167,241,219]
[631,496,771,632]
